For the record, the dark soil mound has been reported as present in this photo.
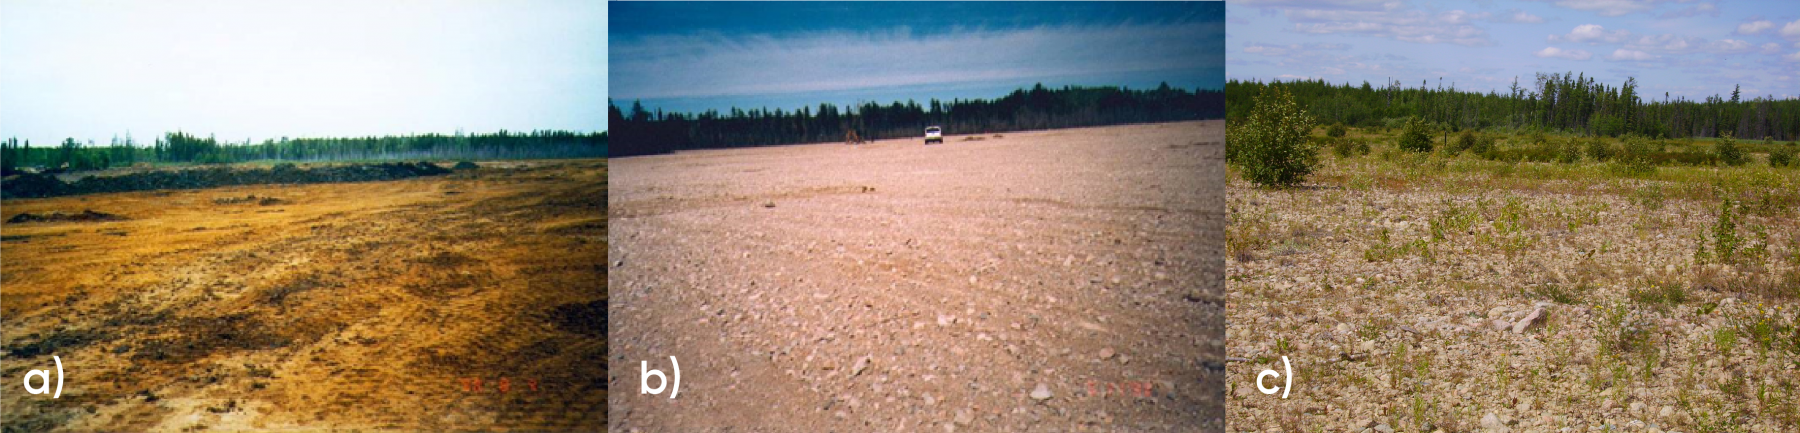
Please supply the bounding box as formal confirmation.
[453,161,480,170]
[549,300,606,337]
[6,209,128,223]
[213,195,287,206]
[2,161,453,199]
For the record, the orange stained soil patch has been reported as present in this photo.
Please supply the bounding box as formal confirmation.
[1,159,606,431]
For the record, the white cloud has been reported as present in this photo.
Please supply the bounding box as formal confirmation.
[1503,9,1546,23]
[1534,0,1662,17]
[1783,20,1800,41]
[1707,39,1752,53]
[612,23,1223,100]
[1242,42,1351,57]
[1281,8,1497,46]
[1535,46,1593,60]
[1438,10,1491,25]
[1233,0,1403,11]
[1762,42,1783,54]
[1785,51,1800,63]
[1607,49,1657,61]
[1624,33,1705,53]
[1550,24,1631,43]
[1737,20,1774,35]
[1659,2,1716,19]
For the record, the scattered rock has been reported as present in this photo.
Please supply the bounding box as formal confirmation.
[1512,307,1546,334]
[953,409,973,426]
[850,355,870,377]
[1029,383,1052,401]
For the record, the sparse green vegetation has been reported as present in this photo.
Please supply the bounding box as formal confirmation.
[1227,75,1800,431]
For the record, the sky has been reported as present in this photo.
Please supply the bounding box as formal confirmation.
[0,0,605,147]
[610,1,1225,116]
[1228,0,1800,101]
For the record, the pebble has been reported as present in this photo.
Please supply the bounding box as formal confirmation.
[1029,383,1053,401]
[1098,348,1115,360]
[850,355,870,377]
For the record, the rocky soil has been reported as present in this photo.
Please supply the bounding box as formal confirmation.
[609,121,1227,432]
[1225,164,1799,432]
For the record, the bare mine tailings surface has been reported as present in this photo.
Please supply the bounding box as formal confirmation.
[609,121,1227,432]
[1,159,608,431]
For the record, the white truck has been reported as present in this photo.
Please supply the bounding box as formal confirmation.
[924,126,943,144]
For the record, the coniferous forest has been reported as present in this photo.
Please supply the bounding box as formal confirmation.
[0,130,607,175]
[1226,73,1800,141]
[609,83,1226,157]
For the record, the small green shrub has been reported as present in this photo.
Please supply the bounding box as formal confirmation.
[1326,123,1348,138]
[1716,132,1745,166]
[1555,139,1581,164]
[1331,138,1356,158]
[1699,198,1742,265]
[1614,135,1657,175]
[1769,146,1795,167]
[1449,130,1478,155]
[1227,85,1318,187]
[1397,117,1433,153]
[1585,137,1614,162]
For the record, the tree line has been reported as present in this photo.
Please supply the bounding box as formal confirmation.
[609,83,1226,156]
[1226,74,1800,141]
[1,130,607,175]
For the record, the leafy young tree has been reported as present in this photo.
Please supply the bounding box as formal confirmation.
[1715,131,1744,166]
[1227,85,1317,187]
[1397,116,1432,153]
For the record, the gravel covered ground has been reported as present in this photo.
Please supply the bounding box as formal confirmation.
[1225,139,1800,433]
[609,121,1226,432]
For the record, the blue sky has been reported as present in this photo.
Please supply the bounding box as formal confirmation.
[610,1,1225,116]
[1228,0,1800,100]
[0,0,605,147]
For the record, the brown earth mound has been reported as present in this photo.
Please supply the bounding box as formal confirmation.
[5,209,128,223]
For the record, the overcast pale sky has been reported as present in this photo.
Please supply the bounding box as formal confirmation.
[0,0,605,147]
[1229,0,1800,101]
[611,1,1225,115]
